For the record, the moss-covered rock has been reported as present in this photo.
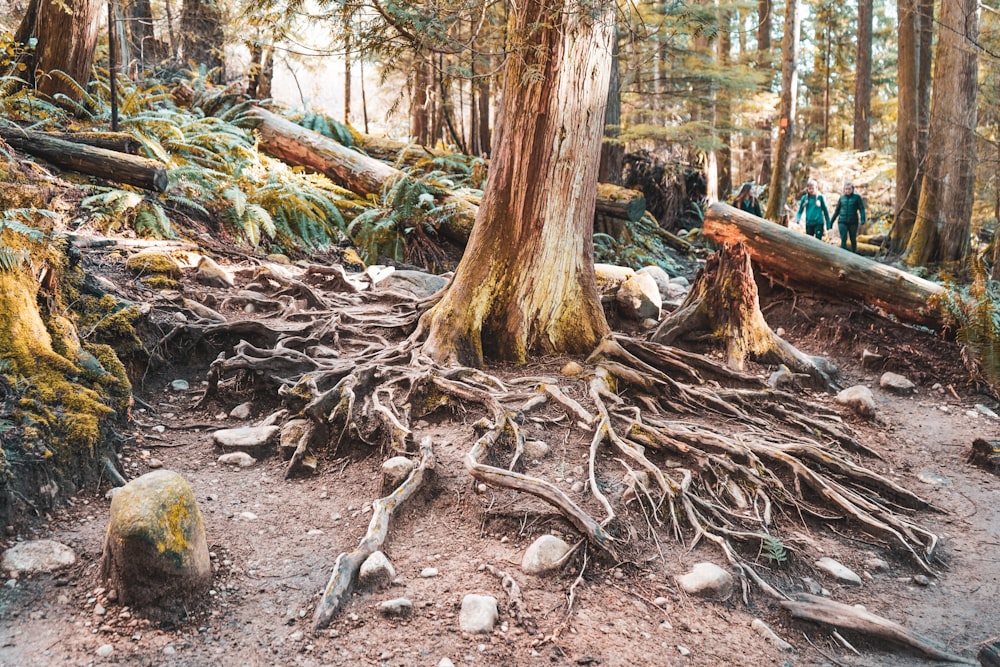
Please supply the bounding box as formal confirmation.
[124,250,182,277]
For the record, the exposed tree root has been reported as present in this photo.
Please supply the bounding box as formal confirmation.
[312,436,436,632]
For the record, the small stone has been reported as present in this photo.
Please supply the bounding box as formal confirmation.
[94,603,106,616]
[381,457,415,491]
[653,597,670,608]
[163,645,176,655]
[864,558,890,573]
[147,458,163,469]
[861,349,884,369]
[217,452,257,468]
[521,535,572,575]
[1,539,76,575]
[289,630,304,642]
[438,659,456,667]
[677,646,691,656]
[523,440,550,461]
[836,385,877,419]
[912,575,931,586]
[170,379,190,392]
[975,404,999,419]
[674,562,734,600]
[359,551,396,589]
[419,567,439,578]
[378,597,413,617]
[459,594,498,634]
[96,644,113,657]
[560,361,584,377]
[229,403,253,420]
[917,471,952,486]
[880,372,916,395]
[815,557,862,586]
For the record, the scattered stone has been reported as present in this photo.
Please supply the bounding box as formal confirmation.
[653,597,671,609]
[100,470,212,609]
[521,535,572,575]
[615,272,662,321]
[751,618,794,651]
[912,575,931,586]
[229,402,253,420]
[814,557,862,586]
[674,562,734,600]
[379,270,449,298]
[378,597,413,617]
[217,452,257,468]
[677,645,691,656]
[381,456,415,492]
[194,256,235,288]
[95,644,114,657]
[863,558,890,573]
[212,425,280,455]
[170,379,190,392]
[975,404,999,420]
[1,539,76,576]
[861,349,884,370]
[459,594,498,634]
[594,264,635,293]
[125,250,182,277]
[359,551,396,589]
[94,603,106,616]
[836,385,877,419]
[147,458,164,469]
[917,471,952,486]
[438,659,456,667]
[419,567,439,578]
[523,440,550,461]
[880,372,916,395]
[560,361,584,377]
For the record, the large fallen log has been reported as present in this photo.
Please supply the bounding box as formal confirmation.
[703,202,945,330]
[243,107,646,245]
[0,127,167,192]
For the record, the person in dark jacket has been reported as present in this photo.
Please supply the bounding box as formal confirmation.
[733,182,762,217]
[830,181,866,253]
[795,180,831,239]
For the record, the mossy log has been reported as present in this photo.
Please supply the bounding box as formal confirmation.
[0,127,167,192]
[36,130,141,154]
[703,202,946,330]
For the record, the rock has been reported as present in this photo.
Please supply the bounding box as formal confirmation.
[615,272,662,321]
[560,361,584,377]
[229,402,253,420]
[1,539,76,576]
[912,574,931,586]
[459,594,498,633]
[751,618,794,651]
[95,644,114,657]
[800,577,824,596]
[975,404,999,419]
[523,440,550,461]
[212,425,280,455]
[419,567,439,578]
[521,535,572,575]
[381,456,415,491]
[917,471,952,486]
[217,452,257,468]
[674,562,734,600]
[438,659,456,667]
[669,275,690,287]
[636,265,672,300]
[879,372,916,395]
[100,470,211,609]
[194,256,235,288]
[125,250,182,277]
[814,557,862,586]
[378,597,413,617]
[181,298,227,323]
[861,348,884,369]
[863,557,890,573]
[836,385,877,419]
[170,379,189,392]
[359,551,396,589]
[379,270,449,298]
[594,264,635,293]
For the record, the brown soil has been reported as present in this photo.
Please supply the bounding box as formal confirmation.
[1,255,998,667]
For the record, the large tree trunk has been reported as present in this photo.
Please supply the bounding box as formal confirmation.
[853,0,873,151]
[891,0,922,252]
[906,0,979,266]
[763,0,800,222]
[0,127,168,191]
[598,24,624,186]
[13,0,102,100]
[179,0,224,81]
[704,202,945,330]
[417,0,615,367]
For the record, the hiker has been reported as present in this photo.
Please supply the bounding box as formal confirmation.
[733,182,762,217]
[794,179,831,240]
[830,181,866,253]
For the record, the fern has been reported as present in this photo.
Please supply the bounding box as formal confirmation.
[936,264,1000,398]
[761,536,788,564]
[0,208,53,271]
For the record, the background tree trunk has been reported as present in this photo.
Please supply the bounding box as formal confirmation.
[906,0,979,266]
[763,0,800,222]
[179,0,224,81]
[853,0,873,150]
[14,0,102,100]
[891,0,922,252]
[419,0,614,367]
[598,24,623,186]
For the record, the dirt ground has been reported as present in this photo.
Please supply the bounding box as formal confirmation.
[1,252,999,667]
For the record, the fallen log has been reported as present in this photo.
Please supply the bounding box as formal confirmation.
[0,127,167,192]
[703,202,945,330]
[243,107,646,245]
[35,130,141,154]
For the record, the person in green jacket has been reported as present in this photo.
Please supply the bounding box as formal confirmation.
[795,180,831,239]
[732,182,762,217]
[830,181,866,253]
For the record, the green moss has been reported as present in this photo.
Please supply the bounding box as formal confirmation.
[125,250,182,276]
[141,274,180,290]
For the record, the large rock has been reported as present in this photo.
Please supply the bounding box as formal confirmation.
[100,470,211,609]
[2,539,76,576]
[379,270,449,298]
[212,425,280,455]
[879,372,916,395]
[836,385,877,419]
[594,264,635,293]
[675,562,734,600]
[194,255,235,288]
[615,272,662,321]
[521,535,572,575]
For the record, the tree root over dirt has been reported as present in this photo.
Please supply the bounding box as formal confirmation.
[151,254,943,639]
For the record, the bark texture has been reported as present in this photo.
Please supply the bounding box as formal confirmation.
[14,0,102,100]
[853,0,873,151]
[763,0,800,222]
[892,0,921,251]
[418,0,615,366]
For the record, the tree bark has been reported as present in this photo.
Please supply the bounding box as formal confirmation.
[598,24,624,186]
[179,0,224,81]
[891,0,921,252]
[417,0,615,366]
[0,127,168,192]
[30,130,141,154]
[853,0,873,151]
[763,0,800,222]
[906,0,979,266]
[13,0,102,100]
[703,202,945,330]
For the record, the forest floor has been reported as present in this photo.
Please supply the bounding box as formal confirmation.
[1,245,999,667]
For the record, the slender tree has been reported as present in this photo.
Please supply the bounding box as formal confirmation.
[853,0,873,150]
[764,0,801,222]
[755,0,773,185]
[419,0,615,366]
[906,0,979,266]
[598,24,623,185]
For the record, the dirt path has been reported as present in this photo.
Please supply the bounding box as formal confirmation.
[1,290,998,667]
